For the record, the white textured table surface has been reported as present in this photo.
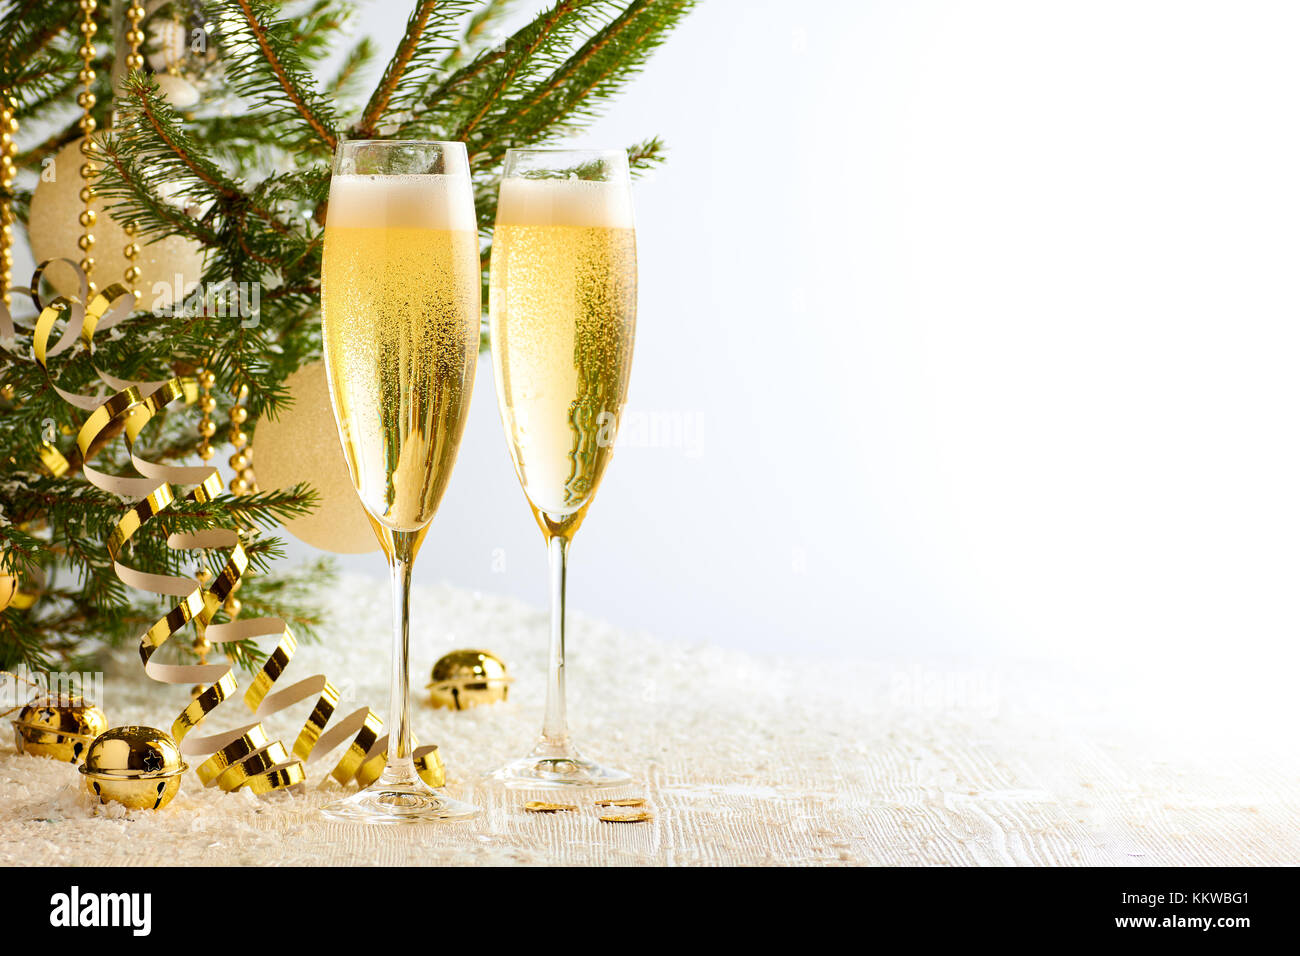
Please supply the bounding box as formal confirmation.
[1,574,1296,866]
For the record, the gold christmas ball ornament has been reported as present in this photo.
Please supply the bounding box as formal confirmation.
[79,725,187,810]
[28,139,205,308]
[12,696,109,763]
[250,362,380,554]
[0,573,16,612]
[428,650,513,710]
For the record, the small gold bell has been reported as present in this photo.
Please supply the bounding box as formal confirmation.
[12,696,108,763]
[79,726,188,810]
[427,650,512,710]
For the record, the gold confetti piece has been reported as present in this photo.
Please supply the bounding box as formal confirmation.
[599,811,654,824]
[594,797,646,807]
[524,801,578,813]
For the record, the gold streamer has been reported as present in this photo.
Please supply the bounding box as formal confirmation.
[1,261,442,794]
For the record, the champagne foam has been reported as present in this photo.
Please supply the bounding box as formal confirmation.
[496,178,634,228]
[327,173,476,231]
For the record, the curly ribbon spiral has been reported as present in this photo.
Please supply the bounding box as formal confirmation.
[2,260,442,794]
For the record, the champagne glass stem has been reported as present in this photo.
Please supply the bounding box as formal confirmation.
[540,533,570,746]
[383,529,417,782]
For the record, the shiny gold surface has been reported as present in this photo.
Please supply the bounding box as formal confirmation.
[12,697,108,763]
[523,801,578,813]
[598,810,653,823]
[428,649,513,710]
[80,726,187,810]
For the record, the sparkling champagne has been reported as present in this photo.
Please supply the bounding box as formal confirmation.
[489,178,637,532]
[322,174,480,531]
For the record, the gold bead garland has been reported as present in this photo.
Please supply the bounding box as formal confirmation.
[195,367,251,690]
[121,0,146,304]
[124,0,146,73]
[227,383,257,495]
[0,96,15,309]
[77,0,99,295]
[196,367,216,460]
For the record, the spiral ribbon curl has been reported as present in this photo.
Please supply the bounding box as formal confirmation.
[2,260,442,794]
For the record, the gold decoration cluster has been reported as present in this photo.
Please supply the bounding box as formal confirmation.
[12,264,442,795]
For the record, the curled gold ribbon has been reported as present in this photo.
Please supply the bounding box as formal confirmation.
[4,261,443,794]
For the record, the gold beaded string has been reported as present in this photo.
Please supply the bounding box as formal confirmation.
[192,370,219,696]
[0,96,15,309]
[194,368,253,671]
[224,386,253,631]
[76,0,100,295]
[195,367,256,493]
[227,384,256,495]
[120,0,146,304]
[196,366,216,460]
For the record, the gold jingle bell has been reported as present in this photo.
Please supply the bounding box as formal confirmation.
[79,726,188,810]
[12,696,108,763]
[427,650,512,710]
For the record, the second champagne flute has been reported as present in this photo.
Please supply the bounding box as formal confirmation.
[486,148,638,788]
[319,140,481,823]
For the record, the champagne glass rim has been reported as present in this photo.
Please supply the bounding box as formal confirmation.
[336,138,468,151]
[505,146,626,157]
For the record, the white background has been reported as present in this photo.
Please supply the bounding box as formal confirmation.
[20,3,1300,719]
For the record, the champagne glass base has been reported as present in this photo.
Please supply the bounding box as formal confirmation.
[488,740,632,790]
[321,777,480,824]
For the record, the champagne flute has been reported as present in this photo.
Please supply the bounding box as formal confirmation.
[487,148,637,788]
[319,140,481,822]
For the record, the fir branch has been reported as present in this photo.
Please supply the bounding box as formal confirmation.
[160,484,319,533]
[626,134,666,174]
[406,44,507,136]
[289,0,354,66]
[454,0,599,144]
[440,0,517,72]
[114,74,243,203]
[477,0,694,159]
[327,36,377,103]
[355,0,469,137]
[214,0,340,151]
[0,0,71,84]
[94,136,222,245]
[4,50,81,110]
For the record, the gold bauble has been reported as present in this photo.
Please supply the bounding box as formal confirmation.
[28,139,204,308]
[0,572,15,612]
[250,362,379,554]
[13,696,109,763]
[0,557,42,612]
[79,725,187,810]
[428,650,513,710]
